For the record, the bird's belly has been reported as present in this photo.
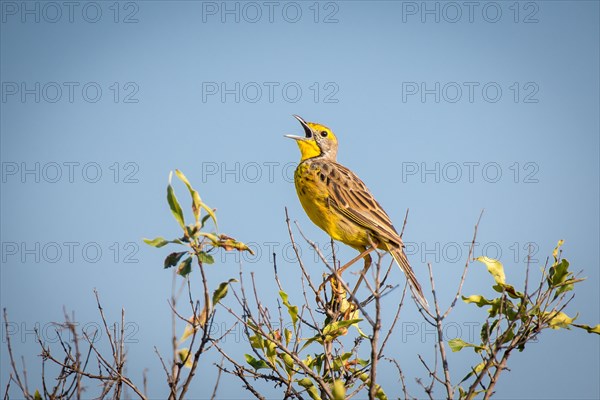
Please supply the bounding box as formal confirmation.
[295,172,368,249]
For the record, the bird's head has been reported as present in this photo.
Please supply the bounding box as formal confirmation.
[285,115,338,161]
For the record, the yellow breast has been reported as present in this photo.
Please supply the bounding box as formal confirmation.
[294,161,369,249]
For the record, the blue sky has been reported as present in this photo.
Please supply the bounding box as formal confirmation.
[1,1,599,398]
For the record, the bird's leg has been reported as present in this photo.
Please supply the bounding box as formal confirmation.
[321,246,375,304]
[337,246,376,274]
[351,244,378,297]
[321,245,377,315]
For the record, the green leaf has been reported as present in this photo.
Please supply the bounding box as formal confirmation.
[552,239,564,261]
[485,297,518,320]
[284,328,292,346]
[485,297,514,318]
[355,374,387,400]
[198,232,220,244]
[501,325,516,344]
[356,358,369,367]
[200,204,218,231]
[302,354,313,370]
[332,380,345,400]
[573,323,600,335]
[33,390,42,400]
[358,372,369,382]
[322,319,363,337]
[249,335,264,350]
[332,352,353,371]
[164,251,188,269]
[302,318,363,350]
[504,284,523,299]
[279,290,299,327]
[300,338,316,352]
[180,312,207,343]
[553,283,574,301]
[549,259,570,286]
[247,319,258,331]
[462,295,494,307]
[448,338,484,353]
[459,361,486,384]
[480,320,499,344]
[174,169,193,189]
[545,311,577,329]
[177,257,193,277]
[491,283,524,300]
[217,235,255,254]
[305,354,324,375]
[143,237,170,248]
[448,338,469,352]
[200,213,212,228]
[375,387,388,400]
[458,387,484,399]
[170,169,216,230]
[297,377,313,387]
[265,339,277,365]
[175,169,203,225]
[185,224,199,240]
[198,251,215,265]
[353,322,369,338]
[212,279,238,306]
[315,354,325,375]
[167,172,186,229]
[281,352,295,375]
[178,348,194,368]
[475,256,506,285]
[244,354,269,370]
[298,378,321,400]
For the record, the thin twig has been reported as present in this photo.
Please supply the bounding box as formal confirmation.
[442,210,484,319]
[378,283,407,358]
[210,358,225,400]
[368,258,383,400]
[426,262,454,399]
[3,309,31,399]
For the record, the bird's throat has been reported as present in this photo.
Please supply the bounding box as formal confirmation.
[296,139,321,161]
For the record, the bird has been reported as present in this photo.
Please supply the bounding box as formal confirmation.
[285,115,428,309]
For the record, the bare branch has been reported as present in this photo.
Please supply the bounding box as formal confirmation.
[3,309,31,399]
[442,209,484,320]
[210,358,225,400]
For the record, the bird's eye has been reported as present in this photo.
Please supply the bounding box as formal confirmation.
[320,131,328,137]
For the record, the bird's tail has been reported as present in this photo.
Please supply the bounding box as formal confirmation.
[390,247,429,309]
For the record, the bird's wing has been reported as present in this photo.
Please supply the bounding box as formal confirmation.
[323,162,403,247]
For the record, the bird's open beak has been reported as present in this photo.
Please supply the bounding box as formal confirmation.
[284,115,313,140]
